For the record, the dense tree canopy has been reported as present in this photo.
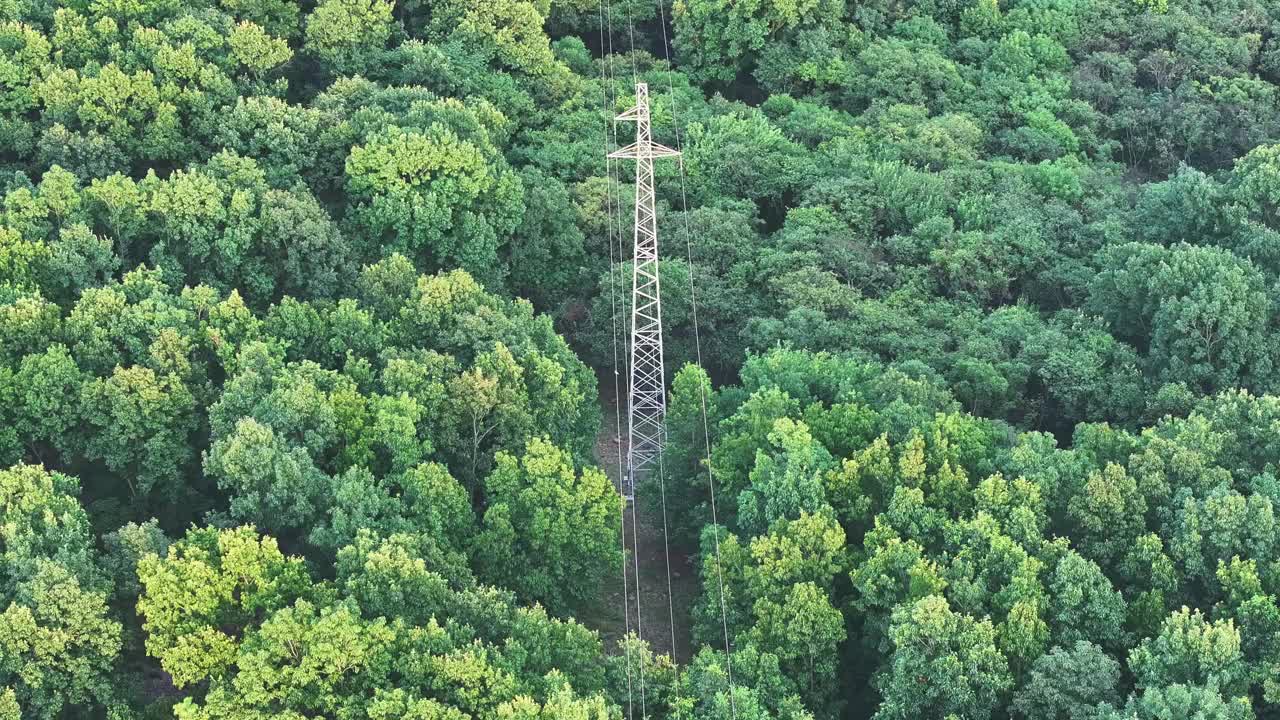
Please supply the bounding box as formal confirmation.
[664,349,1280,719]
[7,0,1280,719]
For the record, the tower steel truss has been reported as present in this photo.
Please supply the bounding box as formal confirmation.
[609,83,681,501]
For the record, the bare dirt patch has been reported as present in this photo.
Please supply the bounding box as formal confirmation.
[585,391,698,664]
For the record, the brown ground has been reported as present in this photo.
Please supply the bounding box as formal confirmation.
[585,392,698,664]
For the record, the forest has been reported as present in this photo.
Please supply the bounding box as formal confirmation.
[3,0,1280,718]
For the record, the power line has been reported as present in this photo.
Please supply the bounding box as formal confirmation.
[598,0,636,716]
[610,5,659,718]
[650,3,740,715]
[655,433,678,657]
[603,7,739,716]
[611,4,685,709]
[611,78,680,720]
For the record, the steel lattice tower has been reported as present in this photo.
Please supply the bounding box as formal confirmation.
[610,83,681,500]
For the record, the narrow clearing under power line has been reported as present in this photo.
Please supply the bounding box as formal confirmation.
[586,391,697,664]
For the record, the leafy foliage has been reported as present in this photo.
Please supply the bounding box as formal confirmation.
[7,0,1280,719]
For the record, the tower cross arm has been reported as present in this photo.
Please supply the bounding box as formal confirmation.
[608,141,682,159]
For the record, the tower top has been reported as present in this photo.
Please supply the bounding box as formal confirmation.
[609,83,681,161]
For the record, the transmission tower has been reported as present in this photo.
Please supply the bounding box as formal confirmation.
[610,82,681,501]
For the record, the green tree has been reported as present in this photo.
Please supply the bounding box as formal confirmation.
[737,418,835,536]
[304,0,395,76]
[1234,594,1280,707]
[10,343,83,462]
[0,465,121,720]
[345,125,522,288]
[41,223,117,303]
[873,594,1012,720]
[745,511,847,602]
[81,364,196,505]
[0,563,123,720]
[138,152,353,307]
[1099,684,1255,720]
[1089,243,1276,394]
[136,525,311,688]
[672,0,844,85]
[140,525,614,719]
[101,519,169,602]
[1011,641,1121,720]
[1047,550,1127,651]
[474,438,621,613]
[1129,608,1250,698]
[204,417,330,536]
[1067,462,1148,572]
[747,581,846,713]
[317,462,475,559]
[507,167,585,309]
[1166,486,1277,602]
[685,111,813,216]
[851,522,947,639]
